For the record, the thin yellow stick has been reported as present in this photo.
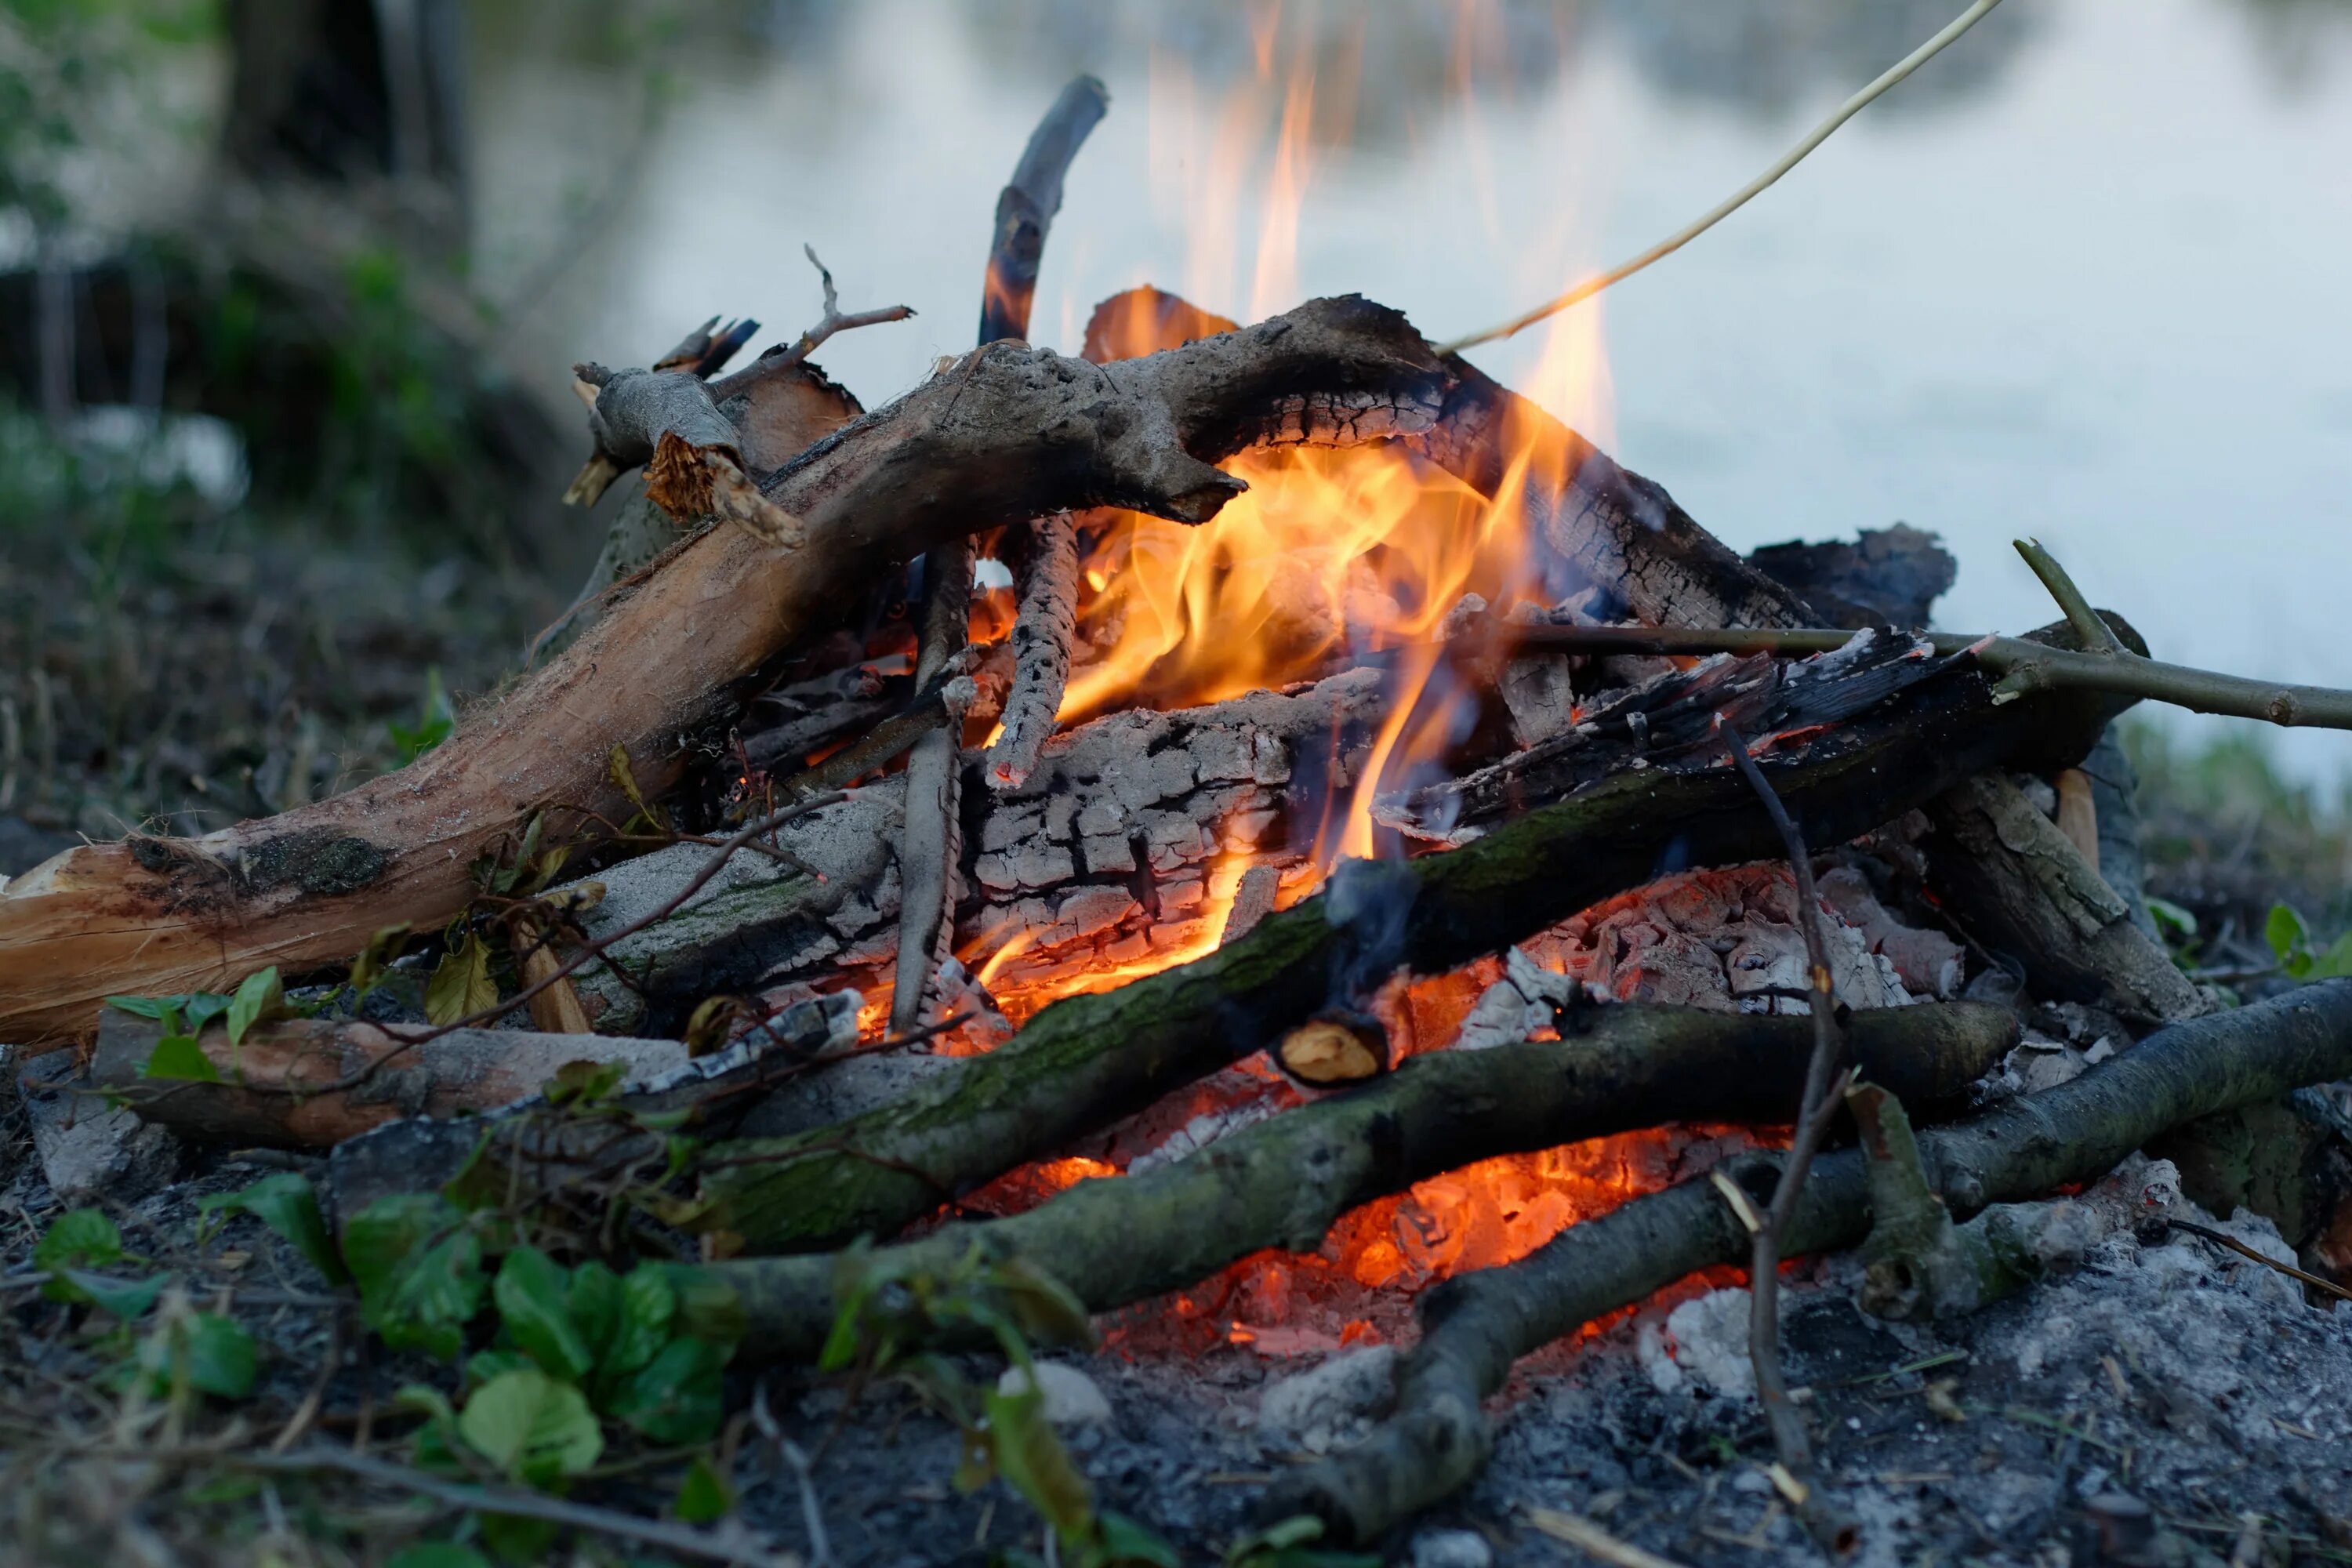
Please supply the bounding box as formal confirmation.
[1438,0,2008,356]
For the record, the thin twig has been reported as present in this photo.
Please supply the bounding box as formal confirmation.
[1461,612,2352,732]
[2165,1219,2352,1305]
[706,246,916,401]
[753,1379,837,1568]
[1719,718,1857,1554]
[1439,0,2007,354]
[234,1445,799,1566]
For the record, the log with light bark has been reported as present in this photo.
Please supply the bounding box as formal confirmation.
[691,623,2131,1254]
[1267,977,2352,1547]
[691,1000,2018,1358]
[0,293,1463,1046]
[91,993,861,1150]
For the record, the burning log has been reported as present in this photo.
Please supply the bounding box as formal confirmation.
[1267,978,2352,1547]
[688,1000,2019,1359]
[0,292,1459,1045]
[567,668,1387,1037]
[692,622,2127,1253]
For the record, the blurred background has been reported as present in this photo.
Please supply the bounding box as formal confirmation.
[3,0,2348,927]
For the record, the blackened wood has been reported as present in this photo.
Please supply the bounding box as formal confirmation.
[693,626,2127,1253]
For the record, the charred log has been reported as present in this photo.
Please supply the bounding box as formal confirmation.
[1269,978,2352,1547]
[691,1000,2019,1359]
[693,625,2128,1254]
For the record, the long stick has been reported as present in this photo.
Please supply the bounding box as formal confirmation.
[1721,721,1855,1552]
[1439,0,2007,354]
[891,75,1109,1034]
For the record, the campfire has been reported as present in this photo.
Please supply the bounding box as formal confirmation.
[8,55,2352,1568]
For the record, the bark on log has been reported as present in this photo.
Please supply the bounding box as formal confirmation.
[0,295,1454,1046]
[1923,772,2206,1025]
[696,1001,2018,1359]
[1268,978,2352,1546]
[692,629,2129,1254]
[89,1013,688,1146]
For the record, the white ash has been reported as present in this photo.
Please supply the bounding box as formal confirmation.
[1453,946,1584,1051]
[1638,1287,1759,1399]
[1409,1528,1495,1568]
[996,1362,1114,1428]
[1526,861,1911,1014]
[1817,864,1966,999]
[1255,1345,1399,1455]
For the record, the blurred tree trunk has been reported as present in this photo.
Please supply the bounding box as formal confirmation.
[222,0,471,255]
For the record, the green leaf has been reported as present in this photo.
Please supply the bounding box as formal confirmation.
[350,923,415,999]
[2267,902,2310,964]
[103,994,179,1022]
[225,965,285,1049]
[344,1193,485,1360]
[136,1312,257,1399]
[608,1335,727,1446]
[665,1266,746,1350]
[390,667,456,763]
[60,1269,167,1318]
[984,1383,1095,1546]
[36,1208,122,1272]
[463,1348,539,1392]
[543,1058,625,1108]
[458,1367,603,1486]
[474,1510,561,1563]
[181,992,234,1033]
[143,1033,220,1083]
[2146,895,2198,939]
[425,932,499,1027]
[197,1172,348,1284]
[384,1545,492,1568]
[607,1267,677,1380]
[566,1261,622,1371]
[673,1453,735,1523]
[2310,931,2352,981]
[988,1256,1097,1350]
[493,1246,593,1382]
[1094,1511,1184,1568]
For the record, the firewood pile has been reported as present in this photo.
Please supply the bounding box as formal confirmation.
[5,74,2352,1566]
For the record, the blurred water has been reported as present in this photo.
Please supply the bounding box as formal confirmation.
[475,0,2352,779]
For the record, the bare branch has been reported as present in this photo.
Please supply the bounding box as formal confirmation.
[708,245,916,401]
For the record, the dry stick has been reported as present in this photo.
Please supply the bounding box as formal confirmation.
[693,1002,2017,1359]
[891,77,1109,1033]
[2164,1218,2352,1305]
[986,511,1080,790]
[1439,0,2008,354]
[706,245,916,401]
[776,670,974,801]
[1719,720,1857,1554]
[1490,618,2352,737]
